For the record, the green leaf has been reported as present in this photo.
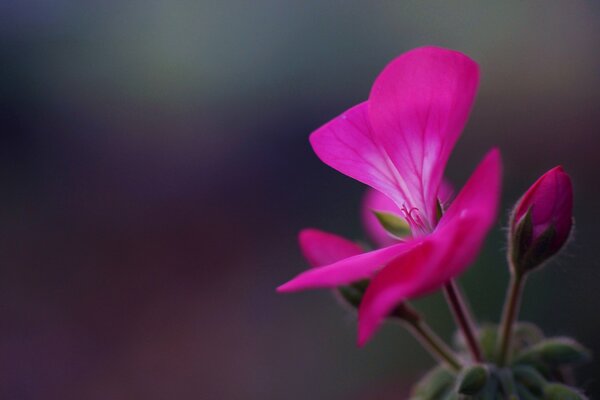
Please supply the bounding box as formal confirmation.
[514,338,591,367]
[458,365,489,395]
[373,210,411,238]
[543,383,588,400]
[410,366,456,400]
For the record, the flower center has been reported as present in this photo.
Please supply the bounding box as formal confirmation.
[400,204,429,236]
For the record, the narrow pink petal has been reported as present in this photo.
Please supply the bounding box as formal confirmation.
[298,228,363,268]
[361,188,402,248]
[368,46,479,226]
[277,241,416,293]
[309,102,408,209]
[438,149,502,232]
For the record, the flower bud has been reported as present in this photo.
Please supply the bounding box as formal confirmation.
[509,166,573,275]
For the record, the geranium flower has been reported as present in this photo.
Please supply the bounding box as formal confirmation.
[278,46,502,345]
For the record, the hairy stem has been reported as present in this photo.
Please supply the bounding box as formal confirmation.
[443,280,483,363]
[498,272,526,366]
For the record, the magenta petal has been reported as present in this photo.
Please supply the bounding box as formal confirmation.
[361,189,402,248]
[309,102,408,209]
[357,239,433,346]
[439,149,502,232]
[368,46,479,226]
[438,178,455,207]
[277,241,416,293]
[357,150,502,345]
[298,229,363,268]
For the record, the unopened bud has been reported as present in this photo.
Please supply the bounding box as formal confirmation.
[509,166,573,275]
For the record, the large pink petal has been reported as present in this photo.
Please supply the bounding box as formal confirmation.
[309,102,408,209]
[368,46,479,227]
[361,189,402,248]
[277,241,417,293]
[298,229,363,268]
[357,150,502,345]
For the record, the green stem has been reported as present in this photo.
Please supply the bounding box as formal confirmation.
[498,272,526,366]
[407,317,463,371]
[443,280,483,363]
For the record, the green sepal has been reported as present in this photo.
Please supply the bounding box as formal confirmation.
[514,337,591,367]
[458,364,489,396]
[452,324,498,361]
[410,366,456,400]
[477,371,500,400]
[543,383,588,400]
[515,383,541,400]
[521,224,557,273]
[511,207,534,273]
[373,210,411,239]
[497,368,519,398]
[513,365,547,396]
[336,280,369,309]
[478,325,500,362]
[512,323,545,353]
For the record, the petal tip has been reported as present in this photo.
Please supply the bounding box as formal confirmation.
[276,281,298,293]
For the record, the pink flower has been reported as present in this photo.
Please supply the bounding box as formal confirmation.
[509,166,573,273]
[278,46,502,345]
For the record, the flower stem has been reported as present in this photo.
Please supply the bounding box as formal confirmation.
[498,272,526,366]
[443,280,483,363]
[405,315,463,371]
[393,304,462,370]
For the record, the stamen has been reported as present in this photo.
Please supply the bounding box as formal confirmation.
[400,204,427,235]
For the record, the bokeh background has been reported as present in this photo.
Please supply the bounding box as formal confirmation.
[2,1,600,399]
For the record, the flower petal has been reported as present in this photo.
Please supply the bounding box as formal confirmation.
[361,189,402,248]
[357,239,432,346]
[368,46,479,226]
[298,228,363,268]
[438,149,502,233]
[357,149,502,345]
[277,241,416,293]
[309,102,408,209]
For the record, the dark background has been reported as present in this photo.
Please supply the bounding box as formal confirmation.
[1,1,600,399]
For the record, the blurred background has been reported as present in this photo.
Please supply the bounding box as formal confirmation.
[1,1,600,399]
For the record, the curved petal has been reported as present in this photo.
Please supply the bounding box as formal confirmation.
[298,229,363,268]
[309,102,408,209]
[357,239,433,346]
[277,241,417,293]
[361,189,402,248]
[368,46,480,226]
[438,148,502,232]
[357,149,502,345]
[357,214,487,345]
